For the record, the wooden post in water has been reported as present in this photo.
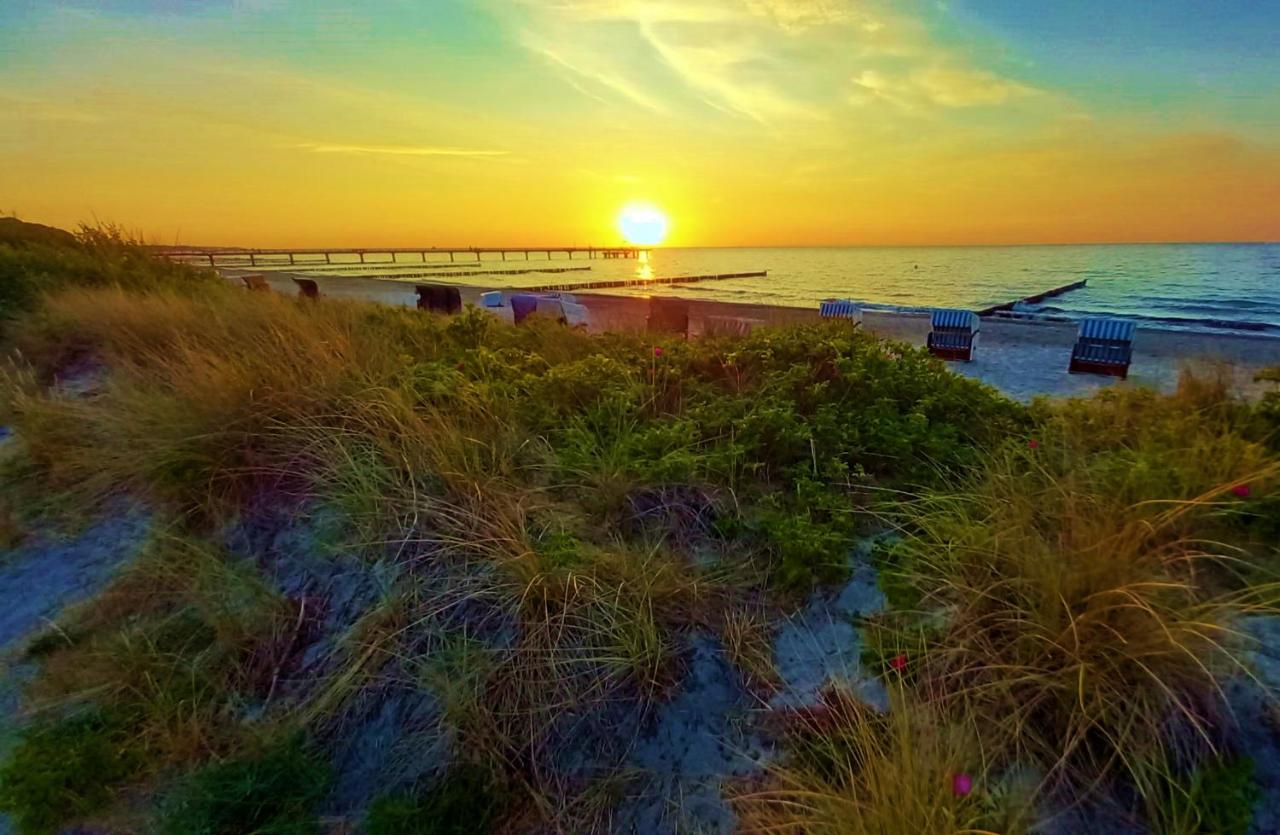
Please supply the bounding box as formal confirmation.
[250,253,257,266]
[359,252,365,263]
[325,252,331,264]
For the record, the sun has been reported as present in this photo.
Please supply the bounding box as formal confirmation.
[618,203,670,246]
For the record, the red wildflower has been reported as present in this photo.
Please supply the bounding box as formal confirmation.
[889,654,907,672]
[653,346,664,357]
[1232,484,1251,498]
[1028,439,1039,450]
[952,773,973,797]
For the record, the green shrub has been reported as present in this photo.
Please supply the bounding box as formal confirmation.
[159,737,330,835]
[1151,756,1258,835]
[365,764,506,835]
[0,711,139,834]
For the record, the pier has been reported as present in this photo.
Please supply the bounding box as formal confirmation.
[528,271,767,293]
[153,245,645,267]
[978,279,1088,317]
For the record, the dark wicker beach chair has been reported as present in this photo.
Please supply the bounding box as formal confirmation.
[414,284,462,314]
[927,309,980,361]
[703,315,765,338]
[1068,318,1134,378]
[511,294,539,324]
[647,296,689,337]
[292,278,320,300]
[819,298,862,325]
[240,274,269,291]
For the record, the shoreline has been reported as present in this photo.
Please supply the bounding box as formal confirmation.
[221,269,1280,402]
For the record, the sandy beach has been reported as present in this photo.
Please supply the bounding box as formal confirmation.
[225,270,1280,402]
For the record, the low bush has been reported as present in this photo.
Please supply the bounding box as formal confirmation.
[0,710,139,834]
[159,736,330,835]
[364,763,508,835]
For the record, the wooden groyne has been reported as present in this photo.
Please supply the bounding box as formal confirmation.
[978,279,1088,317]
[527,271,767,293]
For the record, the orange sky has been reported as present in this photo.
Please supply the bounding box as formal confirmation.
[3,1,1278,247]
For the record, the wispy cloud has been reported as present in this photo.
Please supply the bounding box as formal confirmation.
[850,65,1036,110]
[0,92,103,123]
[297,142,509,157]
[503,0,1039,124]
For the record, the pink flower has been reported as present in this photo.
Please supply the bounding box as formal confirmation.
[889,654,907,672]
[1232,484,1251,498]
[952,773,973,797]
[1028,439,1039,450]
[653,346,664,357]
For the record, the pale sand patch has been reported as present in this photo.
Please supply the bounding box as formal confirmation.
[222,271,1280,402]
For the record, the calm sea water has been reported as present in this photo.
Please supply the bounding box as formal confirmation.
[280,243,1280,334]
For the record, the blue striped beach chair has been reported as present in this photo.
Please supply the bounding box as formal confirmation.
[820,299,862,325]
[927,309,980,361]
[1069,318,1135,379]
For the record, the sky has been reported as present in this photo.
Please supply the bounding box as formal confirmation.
[1,0,1278,247]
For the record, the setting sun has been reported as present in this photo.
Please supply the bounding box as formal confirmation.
[618,203,670,247]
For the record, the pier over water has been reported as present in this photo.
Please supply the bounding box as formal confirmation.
[152,245,646,268]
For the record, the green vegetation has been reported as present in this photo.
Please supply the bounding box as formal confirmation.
[365,764,508,835]
[159,737,329,835]
[0,711,138,834]
[0,226,1275,831]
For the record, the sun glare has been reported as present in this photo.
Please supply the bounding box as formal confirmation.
[618,203,670,246]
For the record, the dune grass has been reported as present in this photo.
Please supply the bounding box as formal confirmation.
[0,231,1276,831]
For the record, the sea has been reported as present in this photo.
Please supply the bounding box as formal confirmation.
[264,243,1280,335]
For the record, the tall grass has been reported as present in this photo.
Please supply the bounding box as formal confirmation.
[882,376,1280,806]
[736,685,1014,834]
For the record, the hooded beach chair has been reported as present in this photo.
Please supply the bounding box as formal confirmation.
[292,278,320,300]
[480,291,504,308]
[510,294,539,324]
[820,299,862,325]
[927,309,979,361]
[704,315,759,337]
[414,284,462,314]
[1068,317,1135,379]
[240,274,269,291]
[647,296,689,337]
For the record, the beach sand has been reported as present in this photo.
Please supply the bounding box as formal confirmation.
[225,270,1280,402]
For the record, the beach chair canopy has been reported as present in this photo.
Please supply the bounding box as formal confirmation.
[558,300,590,328]
[648,296,690,335]
[510,294,539,324]
[1077,318,1135,343]
[931,308,979,332]
[415,284,462,314]
[480,291,504,308]
[820,299,862,320]
[292,278,319,299]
